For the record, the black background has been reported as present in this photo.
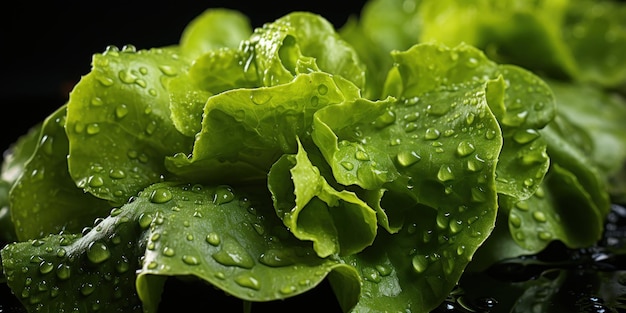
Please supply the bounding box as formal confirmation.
[0,1,368,150]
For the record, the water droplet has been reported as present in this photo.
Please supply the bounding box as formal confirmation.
[515,201,529,211]
[449,219,463,234]
[456,245,465,256]
[471,187,487,202]
[524,178,535,187]
[456,141,475,157]
[259,249,295,267]
[108,169,126,179]
[510,213,522,228]
[250,91,272,105]
[341,161,354,171]
[375,264,392,277]
[466,113,475,125]
[96,76,114,87]
[158,65,177,76]
[374,110,396,128]
[513,129,540,144]
[40,135,54,155]
[86,123,100,135]
[88,174,104,188]
[119,70,138,84]
[436,212,450,230]
[80,282,95,296]
[140,118,156,134]
[182,255,200,266]
[538,231,552,240]
[147,261,158,269]
[206,232,221,246]
[501,111,528,127]
[437,165,455,182]
[466,158,484,172]
[212,239,255,269]
[213,186,235,205]
[138,213,153,229]
[161,246,176,257]
[412,255,428,273]
[403,112,420,122]
[424,128,441,140]
[234,274,260,290]
[532,211,547,223]
[465,57,478,68]
[362,267,381,283]
[355,150,369,161]
[39,261,54,275]
[404,122,418,132]
[135,79,147,88]
[56,248,67,258]
[150,188,173,204]
[87,241,110,264]
[280,285,297,295]
[485,129,497,140]
[396,151,421,167]
[115,257,130,273]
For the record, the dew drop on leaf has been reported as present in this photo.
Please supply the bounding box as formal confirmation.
[212,239,255,269]
[87,241,110,264]
[234,273,260,290]
[437,165,455,182]
[206,232,221,246]
[412,254,428,273]
[138,213,153,229]
[341,161,354,171]
[182,255,200,266]
[258,249,295,267]
[396,151,421,167]
[532,211,547,223]
[162,246,175,257]
[149,188,173,204]
[513,128,540,144]
[39,261,54,275]
[80,282,95,296]
[213,186,235,205]
[424,127,441,140]
[86,123,100,135]
[280,285,297,295]
[456,141,475,157]
[509,213,522,228]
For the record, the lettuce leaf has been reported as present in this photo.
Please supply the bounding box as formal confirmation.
[2,4,620,313]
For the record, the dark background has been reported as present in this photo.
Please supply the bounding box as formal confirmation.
[0,1,368,150]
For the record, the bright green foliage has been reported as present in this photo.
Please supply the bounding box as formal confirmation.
[1,1,624,312]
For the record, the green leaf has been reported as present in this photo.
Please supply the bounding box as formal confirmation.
[166,72,213,137]
[186,48,259,95]
[9,106,111,241]
[546,79,626,178]
[0,182,362,313]
[0,122,42,243]
[179,8,252,60]
[165,72,360,185]
[314,43,503,312]
[66,45,194,204]
[385,42,554,200]
[247,12,366,89]
[502,163,605,253]
[267,139,378,258]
